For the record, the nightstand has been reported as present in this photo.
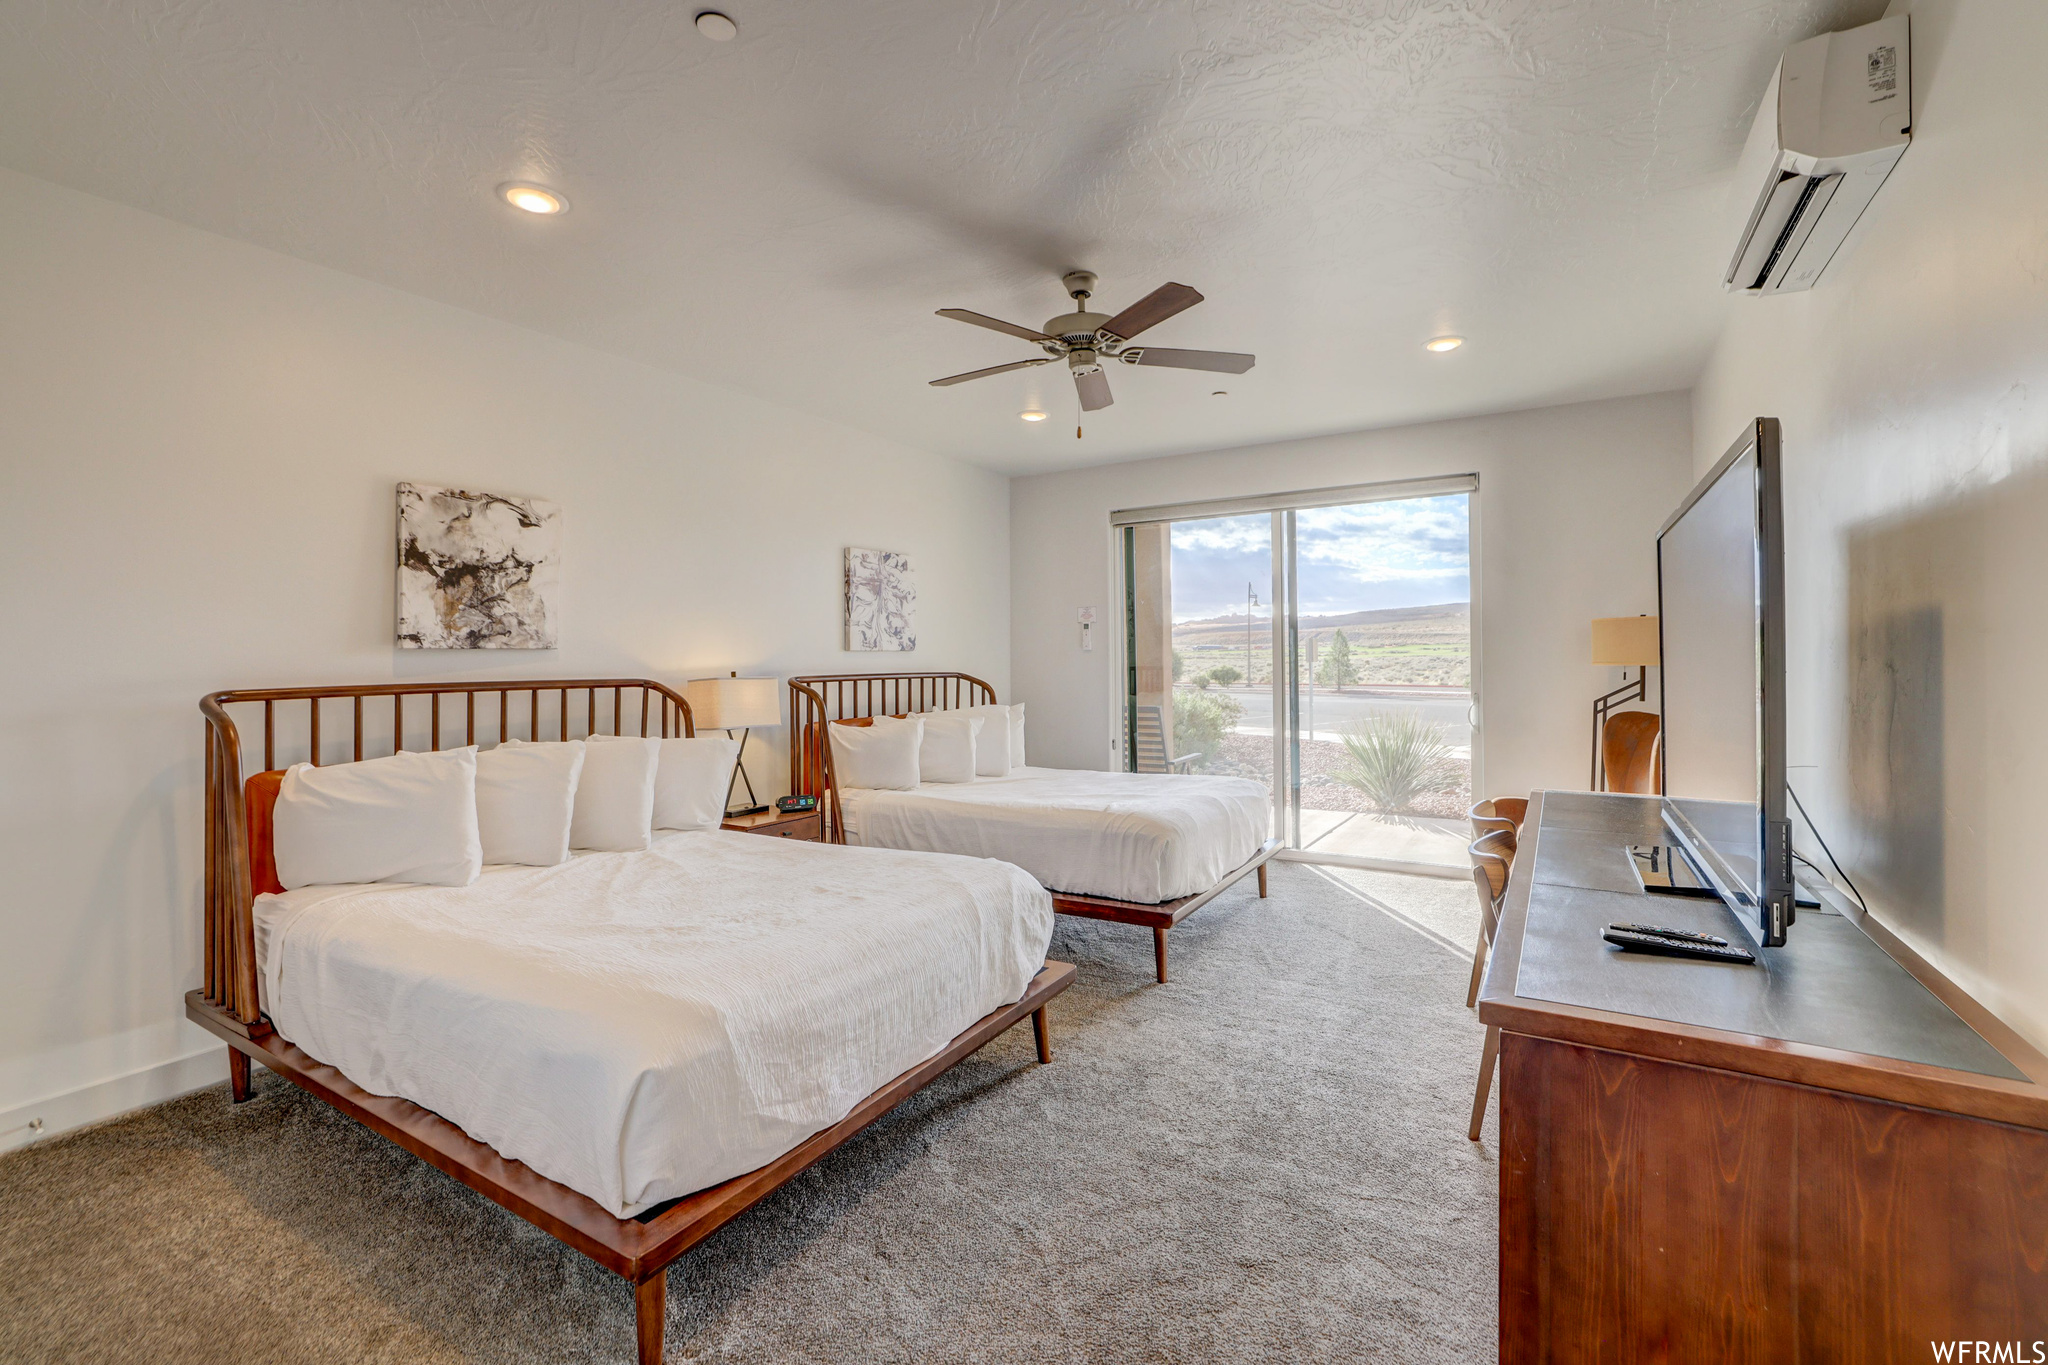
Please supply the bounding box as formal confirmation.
[720,808,823,842]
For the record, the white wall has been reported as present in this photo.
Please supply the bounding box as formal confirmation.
[0,168,1010,1148]
[1009,392,1695,806]
[1694,0,2048,1049]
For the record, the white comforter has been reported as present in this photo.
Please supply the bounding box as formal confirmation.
[254,831,1053,1217]
[838,766,1271,904]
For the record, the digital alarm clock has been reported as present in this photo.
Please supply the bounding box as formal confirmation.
[776,794,818,813]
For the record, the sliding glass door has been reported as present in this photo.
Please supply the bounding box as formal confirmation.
[1124,512,1275,790]
[1119,476,1477,871]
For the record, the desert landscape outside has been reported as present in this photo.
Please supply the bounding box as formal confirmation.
[1143,496,1474,866]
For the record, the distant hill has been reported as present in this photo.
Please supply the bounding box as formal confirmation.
[1171,601,1468,687]
[1173,602,1469,631]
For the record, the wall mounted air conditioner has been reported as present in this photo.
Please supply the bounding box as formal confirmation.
[1724,14,1911,295]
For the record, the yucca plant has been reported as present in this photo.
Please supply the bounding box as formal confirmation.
[1334,711,1458,812]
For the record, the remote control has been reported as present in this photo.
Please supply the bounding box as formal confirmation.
[1602,924,1756,964]
[1609,922,1729,947]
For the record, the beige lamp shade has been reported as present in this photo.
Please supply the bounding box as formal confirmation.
[1590,616,1660,667]
[683,675,782,730]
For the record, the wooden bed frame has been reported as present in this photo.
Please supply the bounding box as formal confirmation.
[191,678,1075,1364]
[788,672,1281,983]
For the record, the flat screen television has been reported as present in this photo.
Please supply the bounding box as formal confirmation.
[1656,418,1795,947]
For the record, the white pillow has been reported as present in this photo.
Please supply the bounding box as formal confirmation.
[829,715,924,791]
[505,735,658,851]
[272,747,481,890]
[654,735,740,831]
[475,741,583,866]
[918,712,983,784]
[959,704,1014,776]
[1008,703,1026,769]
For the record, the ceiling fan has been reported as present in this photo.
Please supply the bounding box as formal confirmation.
[929,271,1254,415]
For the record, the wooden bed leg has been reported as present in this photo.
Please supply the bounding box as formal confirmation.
[1153,927,1168,984]
[228,1047,252,1104]
[1031,1005,1051,1064]
[635,1271,665,1364]
[1257,863,1269,898]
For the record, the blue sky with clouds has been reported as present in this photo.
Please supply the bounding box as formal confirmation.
[1167,495,1470,622]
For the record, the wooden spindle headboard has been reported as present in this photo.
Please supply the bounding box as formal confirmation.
[784,672,997,844]
[198,679,693,1030]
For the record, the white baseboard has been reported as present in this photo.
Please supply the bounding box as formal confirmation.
[0,1046,228,1155]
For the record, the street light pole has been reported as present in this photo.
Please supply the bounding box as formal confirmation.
[1246,584,1259,689]
[1306,633,1317,742]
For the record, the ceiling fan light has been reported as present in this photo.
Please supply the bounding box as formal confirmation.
[499,183,566,215]
[1425,335,1464,353]
[1019,411,1047,422]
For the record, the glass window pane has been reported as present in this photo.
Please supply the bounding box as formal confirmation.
[1290,495,1473,866]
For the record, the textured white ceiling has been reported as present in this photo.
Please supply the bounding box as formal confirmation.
[0,0,1883,474]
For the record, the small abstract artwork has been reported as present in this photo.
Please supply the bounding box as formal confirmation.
[396,483,561,649]
[844,547,916,652]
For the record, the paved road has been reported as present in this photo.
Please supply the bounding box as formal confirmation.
[1204,684,1474,748]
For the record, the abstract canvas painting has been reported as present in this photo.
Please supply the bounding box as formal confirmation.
[845,547,916,652]
[396,483,561,649]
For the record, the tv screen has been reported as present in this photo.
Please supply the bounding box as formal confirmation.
[1656,418,1795,947]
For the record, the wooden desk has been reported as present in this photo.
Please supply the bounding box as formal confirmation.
[1480,791,2048,1363]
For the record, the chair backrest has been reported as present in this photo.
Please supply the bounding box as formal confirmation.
[1469,827,1516,903]
[1469,796,1529,840]
[1602,711,1663,794]
[1133,705,1171,774]
[1468,827,1516,949]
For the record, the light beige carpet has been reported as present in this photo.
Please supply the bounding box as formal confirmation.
[0,863,1497,1363]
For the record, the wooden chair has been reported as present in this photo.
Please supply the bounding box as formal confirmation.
[1601,711,1662,794]
[1468,796,1528,841]
[1467,827,1515,1141]
[1133,705,1199,774]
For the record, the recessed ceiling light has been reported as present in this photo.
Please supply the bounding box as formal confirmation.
[499,183,567,215]
[1425,335,1464,353]
[1212,390,1228,397]
[1019,410,1047,422]
[695,10,738,40]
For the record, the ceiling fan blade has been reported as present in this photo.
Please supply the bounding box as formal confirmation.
[935,308,1054,342]
[1098,282,1204,341]
[1126,347,1257,374]
[1075,367,1113,412]
[928,357,1056,387]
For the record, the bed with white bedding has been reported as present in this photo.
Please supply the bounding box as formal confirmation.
[837,766,1270,904]
[255,830,1054,1217]
[192,677,1075,1365]
[788,673,1282,984]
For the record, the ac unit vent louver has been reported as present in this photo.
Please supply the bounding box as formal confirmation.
[1723,16,1910,295]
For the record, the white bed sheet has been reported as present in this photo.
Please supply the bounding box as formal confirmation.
[254,830,1053,1217]
[837,766,1271,904]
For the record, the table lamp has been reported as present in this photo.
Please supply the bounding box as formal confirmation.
[683,673,782,816]
[1589,616,1659,790]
